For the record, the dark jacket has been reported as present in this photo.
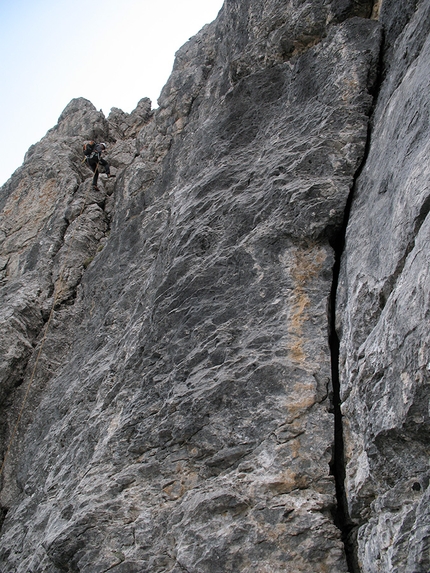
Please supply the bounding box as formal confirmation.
[86,144,110,186]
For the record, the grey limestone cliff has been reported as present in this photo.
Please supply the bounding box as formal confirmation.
[0,0,428,572]
[336,0,430,571]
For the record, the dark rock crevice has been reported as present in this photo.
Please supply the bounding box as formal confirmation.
[0,506,7,535]
[329,183,360,573]
[328,36,385,572]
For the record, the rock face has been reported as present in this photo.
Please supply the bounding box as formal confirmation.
[0,1,428,572]
[336,0,430,571]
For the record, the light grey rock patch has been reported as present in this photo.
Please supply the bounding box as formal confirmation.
[337,0,430,570]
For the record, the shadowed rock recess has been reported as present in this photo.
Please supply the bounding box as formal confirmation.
[0,0,428,572]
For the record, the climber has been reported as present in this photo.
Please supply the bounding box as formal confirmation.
[83,141,115,190]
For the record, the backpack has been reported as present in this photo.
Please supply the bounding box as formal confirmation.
[83,141,96,156]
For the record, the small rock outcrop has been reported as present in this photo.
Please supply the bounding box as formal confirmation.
[0,0,428,572]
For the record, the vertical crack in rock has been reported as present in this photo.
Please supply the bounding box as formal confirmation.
[0,506,7,535]
[335,1,430,567]
[2,3,413,570]
[329,45,384,570]
[329,190,359,573]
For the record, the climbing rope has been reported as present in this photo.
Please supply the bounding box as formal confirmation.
[0,175,97,480]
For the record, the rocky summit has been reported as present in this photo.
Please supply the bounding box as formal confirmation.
[0,1,428,572]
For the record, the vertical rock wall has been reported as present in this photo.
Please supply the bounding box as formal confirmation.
[337,0,430,571]
[0,0,428,572]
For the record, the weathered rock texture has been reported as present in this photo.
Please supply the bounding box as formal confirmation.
[0,0,428,572]
[336,0,430,571]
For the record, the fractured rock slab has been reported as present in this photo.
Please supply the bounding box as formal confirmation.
[336,1,430,571]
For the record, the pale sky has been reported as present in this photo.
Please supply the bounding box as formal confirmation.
[0,0,224,186]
